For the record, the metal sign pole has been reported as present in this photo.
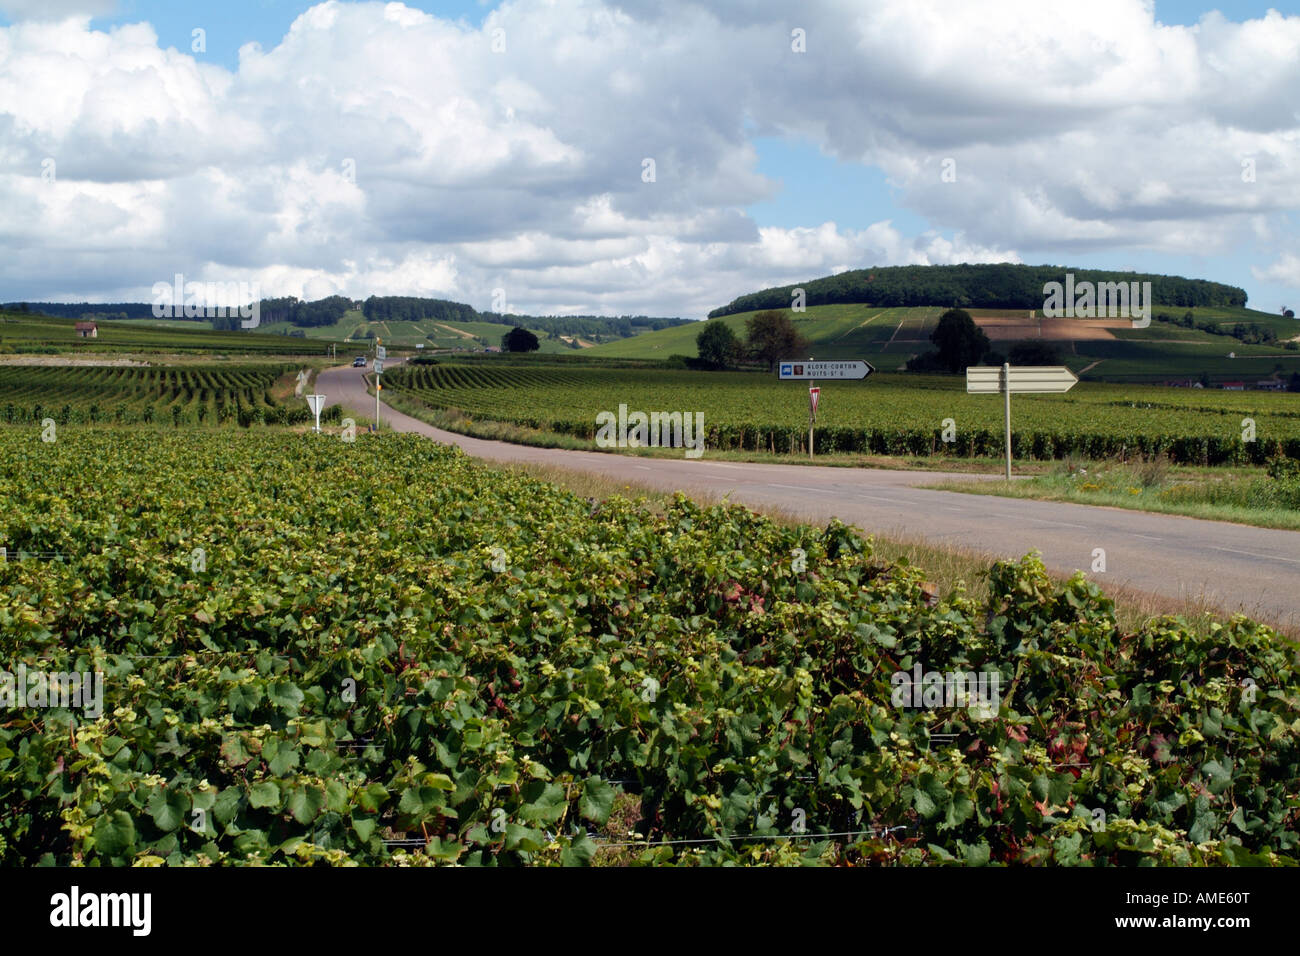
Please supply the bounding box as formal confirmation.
[306,394,325,433]
[1002,362,1012,480]
[809,374,815,459]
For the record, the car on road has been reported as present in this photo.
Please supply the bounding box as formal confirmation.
[352,356,367,367]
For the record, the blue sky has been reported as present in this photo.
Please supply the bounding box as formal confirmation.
[84,1,498,65]
[1,0,1298,316]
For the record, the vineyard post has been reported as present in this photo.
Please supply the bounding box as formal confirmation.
[1003,362,1012,480]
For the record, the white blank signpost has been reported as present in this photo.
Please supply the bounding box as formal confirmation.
[306,394,326,432]
[967,363,1079,479]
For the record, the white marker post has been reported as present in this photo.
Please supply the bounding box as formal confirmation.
[305,394,326,433]
[966,364,1079,479]
[778,360,873,459]
[373,358,384,431]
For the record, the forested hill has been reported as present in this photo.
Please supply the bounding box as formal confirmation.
[7,295,692,340]
[364,297,691,338]
[708,264,1248,317]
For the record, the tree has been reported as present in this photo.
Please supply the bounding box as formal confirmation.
[744,310,807,372]
[695,320,740,369]
[1284,308,1296,319]
[929,308,991,373]
[502,327,539,352]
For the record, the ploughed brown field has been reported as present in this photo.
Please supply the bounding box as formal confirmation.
[970,310,1127,341]
[890,309,1127,344]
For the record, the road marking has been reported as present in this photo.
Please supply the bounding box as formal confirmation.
[1130,533,1162,541]
[854,493,902,504]
[635,466,652,471]
[1212,546,1300,565]
[769,482,825,493]
[1024,518,1089,529]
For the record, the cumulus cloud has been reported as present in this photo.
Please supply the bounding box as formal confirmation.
[1253,253,1300,289]
[0,0,1296,315]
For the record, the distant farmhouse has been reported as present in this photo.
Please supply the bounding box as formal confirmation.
[74,320,98,338]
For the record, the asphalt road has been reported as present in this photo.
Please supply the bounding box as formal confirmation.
[319,361,1300,632]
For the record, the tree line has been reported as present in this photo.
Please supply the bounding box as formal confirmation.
[363,296,480,324]
[6,302,158,319]
[479,311,690,339]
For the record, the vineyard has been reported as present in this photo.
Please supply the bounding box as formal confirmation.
[386,365,1300,465]
[0,311,333,355]
[0,364,336,427]
[1,429,1296,866]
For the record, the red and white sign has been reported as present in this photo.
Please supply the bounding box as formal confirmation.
[809,386,821,420]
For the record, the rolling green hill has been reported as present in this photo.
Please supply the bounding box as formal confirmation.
[12,296,692,356]
[0,309,590,357]
[254,310,584,353]
[589,304,1300,383]
[0,311,328,355]
[587,304,927,370]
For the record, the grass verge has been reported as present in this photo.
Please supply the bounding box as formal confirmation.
[924,457,1300,532]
